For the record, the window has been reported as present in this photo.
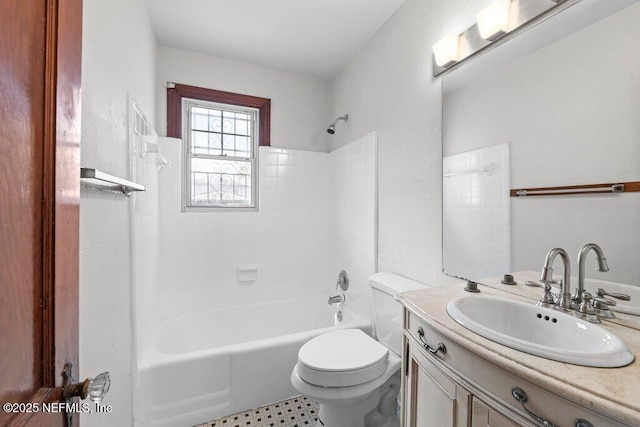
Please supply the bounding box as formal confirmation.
[185,100,256,208]
[167,83,270,211]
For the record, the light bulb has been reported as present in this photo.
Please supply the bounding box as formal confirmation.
[476,0,511,41]
[433,34,460,67]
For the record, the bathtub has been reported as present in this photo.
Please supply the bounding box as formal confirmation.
[136,294,370,427]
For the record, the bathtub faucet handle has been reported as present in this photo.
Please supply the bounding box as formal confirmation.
[336,270,349,291]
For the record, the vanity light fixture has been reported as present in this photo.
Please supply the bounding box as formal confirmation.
[432,0,573,76]
[433,34,461,67]
[476,0,512,41]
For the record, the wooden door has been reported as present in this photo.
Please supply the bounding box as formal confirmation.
[0,0,82,426]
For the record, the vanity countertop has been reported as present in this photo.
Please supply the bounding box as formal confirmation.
[398,272,640,426]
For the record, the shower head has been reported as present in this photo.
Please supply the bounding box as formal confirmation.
[327,114,349,134]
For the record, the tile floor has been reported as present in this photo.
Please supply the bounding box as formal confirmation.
[195,396,319,427]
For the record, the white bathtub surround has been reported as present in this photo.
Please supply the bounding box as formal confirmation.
[157,144,332,317]
[329,132,378,316]
[138,297,368,427]
[156,136,377,320]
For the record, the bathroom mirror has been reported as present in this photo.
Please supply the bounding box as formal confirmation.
[442,1,640,287]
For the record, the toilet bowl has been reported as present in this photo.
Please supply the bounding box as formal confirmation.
[291,272,428,427]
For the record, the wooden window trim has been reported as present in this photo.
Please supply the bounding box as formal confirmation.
[167,83,270,147]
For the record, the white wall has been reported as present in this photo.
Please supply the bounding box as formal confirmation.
[155,46,330,152]
[79,0,157,425]
[443,4,640,285]
[328,0,483,286]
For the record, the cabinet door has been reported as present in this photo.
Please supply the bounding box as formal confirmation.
[406,344,469,427]
[471,396,521,427]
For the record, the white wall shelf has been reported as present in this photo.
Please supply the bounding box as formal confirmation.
[80,167,146,195]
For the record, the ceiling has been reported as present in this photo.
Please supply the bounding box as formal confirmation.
[145,0,405,79]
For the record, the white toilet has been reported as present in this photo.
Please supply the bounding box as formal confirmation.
[290,272,428,427]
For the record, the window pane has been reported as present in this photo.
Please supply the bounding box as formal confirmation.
[209,109,222,132]
[235,117,249,136]
[208,133,222,155]
[190,157,252,207]
[234,112,250,121]
[222,134,235,154]
[192,112,208,130]
[234,136,250,158]
[221,113,234,134]
[191,131,208,153]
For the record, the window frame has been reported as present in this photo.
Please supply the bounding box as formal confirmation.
[167,83,271,212]
[184,99,258,210]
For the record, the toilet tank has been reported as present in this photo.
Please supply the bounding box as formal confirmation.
[369,272,429,356]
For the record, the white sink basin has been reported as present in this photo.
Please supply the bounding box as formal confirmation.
[447,295,634,367]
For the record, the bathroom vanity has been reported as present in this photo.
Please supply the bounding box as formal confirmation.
[398,278,640,427]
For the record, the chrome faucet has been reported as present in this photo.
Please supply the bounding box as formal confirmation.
[540,248,572,311]
[328,294,345,305]
[575,243,609,306]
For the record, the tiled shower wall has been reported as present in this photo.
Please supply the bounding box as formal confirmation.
[156,142,332,317]
[155,135,377,321]
[329,132,377,314]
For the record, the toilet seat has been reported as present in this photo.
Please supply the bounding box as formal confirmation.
[297,329,389,387]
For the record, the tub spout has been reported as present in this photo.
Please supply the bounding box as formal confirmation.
[328,294,345,305]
